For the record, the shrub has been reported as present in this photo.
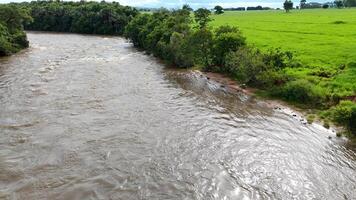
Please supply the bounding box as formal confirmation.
[328,101,356,134]
[167,32,194,67]
[189,28,214,67]
[12,31,29,48]
[212,26,246,66]
[262,48,293,69]
[224,47,292,88]
[224,47,268,85]
[307,115,315,124]
[278,79,327,106]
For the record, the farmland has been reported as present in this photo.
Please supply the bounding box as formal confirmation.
[211,9,356,68]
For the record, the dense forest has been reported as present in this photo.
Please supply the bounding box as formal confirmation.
[15,1,138,35]
[0,4,31,56]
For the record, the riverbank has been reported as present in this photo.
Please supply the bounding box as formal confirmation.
[122,9,355,137]
[194,70,347,136]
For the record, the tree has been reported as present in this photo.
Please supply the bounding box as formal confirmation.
[194,8,212,29]
[334,0,343,8]
[212,25,246,66]
[0,5,32,32]
[189,28,214,67]
[0,5,32,56]
[300,0,306,8]
[182,4,193,12]
[344,0,356,7]
[214,5,224,14]
[283,0,294,12]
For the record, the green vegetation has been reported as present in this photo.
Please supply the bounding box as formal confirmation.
[283,0,294,12]
[214,5,224,15]
[0,4,31,56]
[16,1,138,35]
[323,101,356,133]
[307,115,316,124]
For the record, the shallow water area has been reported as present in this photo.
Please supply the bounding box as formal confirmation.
[0,32,355,200]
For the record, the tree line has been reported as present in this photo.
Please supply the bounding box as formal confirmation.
[16,1,138,35]
[0,4,31,56]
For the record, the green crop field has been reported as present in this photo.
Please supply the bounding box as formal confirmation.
[211,9,356,68]
[211,9,356,98]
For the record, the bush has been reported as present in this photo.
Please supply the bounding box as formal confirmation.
[12,31,29,48]
[328,101,356,134]
[189,28,214,67]
[223,47,292,88]
[212,25,246,66]
[167,32,194,67]
[262,48,293,69]
[0,5,31,56]
[277,79,327,106]
[224,47,268,85]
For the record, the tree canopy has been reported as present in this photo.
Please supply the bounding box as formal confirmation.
[194,8,212,29]
[214,5,224,14]
[283,0,294,12]
[0,4,32,56]
[16,1,138,35]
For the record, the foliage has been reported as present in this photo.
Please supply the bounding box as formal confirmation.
[214,6,224,14]
[16,1,138,35]
[326,101,356,134]
[194,8,212,29]
[334,0,344,8]
[182,4,193,12]
[189,28,214,67]
[343,0,356,7]
[212,25,246,67]
[300,0,307,8]
[277,79,328,106]
[0,4,31,56]
[224,47,290,87]
[284,0,294,12]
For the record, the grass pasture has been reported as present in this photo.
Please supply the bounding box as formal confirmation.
[211,9,356,99]
[211,9,356,68]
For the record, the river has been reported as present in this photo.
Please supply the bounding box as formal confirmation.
[0,32,355,200]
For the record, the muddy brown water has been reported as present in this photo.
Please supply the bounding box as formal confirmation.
[0,32,355,200]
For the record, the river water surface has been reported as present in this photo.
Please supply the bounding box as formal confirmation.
[0,32,355,200]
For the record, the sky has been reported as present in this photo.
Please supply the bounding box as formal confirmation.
[0,0,329,8]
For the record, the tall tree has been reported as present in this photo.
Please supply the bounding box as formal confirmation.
[182,4,193,12]
[214,5,224,14]
[300,0,306,8]
[334,0,344,7]
[283,0,294,12]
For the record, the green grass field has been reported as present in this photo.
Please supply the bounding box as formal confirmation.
[211,9,356,68]
[211,9,356,98]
